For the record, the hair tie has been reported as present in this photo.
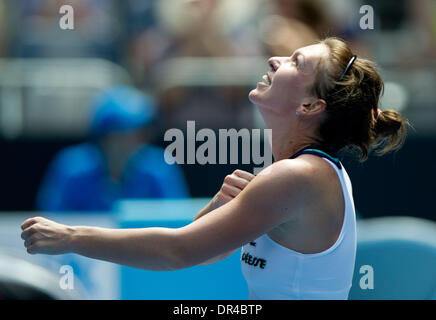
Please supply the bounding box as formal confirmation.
[339,55,357,81]
[376,108,381,120]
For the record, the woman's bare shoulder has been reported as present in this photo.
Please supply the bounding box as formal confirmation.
[256,156,326,187]
[255,155,340,208]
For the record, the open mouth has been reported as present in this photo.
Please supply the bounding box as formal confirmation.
[262,73,272,85]
[259,61,276,86]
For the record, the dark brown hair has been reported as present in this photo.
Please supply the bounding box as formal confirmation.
[309,37,409,161]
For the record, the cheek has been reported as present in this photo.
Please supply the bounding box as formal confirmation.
[273,71,303,92]
[248,71,309,109]
[274,71,313,101]
[268,75,300,104]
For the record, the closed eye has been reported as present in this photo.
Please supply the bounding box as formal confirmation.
[292,53,305,71]
[292,54,300,66]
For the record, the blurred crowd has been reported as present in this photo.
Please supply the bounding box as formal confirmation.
[0,0,434,130]
[0,0,434,212]
[0,1,433,70]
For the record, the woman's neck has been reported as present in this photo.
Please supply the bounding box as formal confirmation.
[266,118,316,162]
[257,103,320,161]
[271,135,314,162]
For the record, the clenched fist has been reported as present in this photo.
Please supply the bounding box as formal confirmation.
[212,169,255,210]
[21,216,74,255]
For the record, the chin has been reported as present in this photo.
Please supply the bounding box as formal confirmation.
[248,88,261,105]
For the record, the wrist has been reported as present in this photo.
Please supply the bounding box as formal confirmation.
[66,225,82,253]
[210,193,221,211]
[194,194,219,221]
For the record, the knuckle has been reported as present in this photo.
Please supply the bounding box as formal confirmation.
[218,194,230,203]
[221,190,232,198]
[33,216,44,223]
[27,218,38,226]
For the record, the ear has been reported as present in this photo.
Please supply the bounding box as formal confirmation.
[296,98,326,116]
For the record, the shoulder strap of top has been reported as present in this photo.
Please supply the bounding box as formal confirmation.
[289,147,342,170]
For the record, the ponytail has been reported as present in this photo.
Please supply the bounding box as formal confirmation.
[373,109,409,157]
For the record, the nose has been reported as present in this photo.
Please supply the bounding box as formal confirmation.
[268,57,280,72]
[268,56,289,71]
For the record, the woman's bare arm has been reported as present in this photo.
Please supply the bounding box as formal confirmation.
[20,160,309,271]
[194,170,255,265]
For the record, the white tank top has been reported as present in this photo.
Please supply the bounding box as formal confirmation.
[241,149,357,300]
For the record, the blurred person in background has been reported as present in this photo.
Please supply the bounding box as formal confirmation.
[259,0,372,62]
[360,0,436,66]
[126,0,264,87]
[126,0,264,130]
[259,0,335,57]
[36,86,189,212]
[12,0,122,61]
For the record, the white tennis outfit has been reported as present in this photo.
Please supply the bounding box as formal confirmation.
[241,149,357,300]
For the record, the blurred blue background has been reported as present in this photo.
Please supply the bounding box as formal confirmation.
[0,0,435,299]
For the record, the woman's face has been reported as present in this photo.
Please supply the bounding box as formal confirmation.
[249,43,329,115]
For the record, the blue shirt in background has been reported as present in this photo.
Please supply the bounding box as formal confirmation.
[36,143,189,212]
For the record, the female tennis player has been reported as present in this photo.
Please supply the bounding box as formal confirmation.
[21,37,408,299]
